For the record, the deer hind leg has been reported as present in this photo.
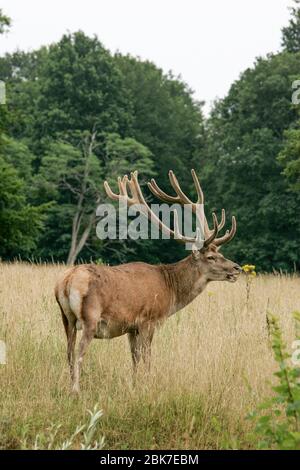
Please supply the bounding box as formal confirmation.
[59,306,77,382]
[66,318,77,381]
[128,324,155,383]
[72,318,97,394]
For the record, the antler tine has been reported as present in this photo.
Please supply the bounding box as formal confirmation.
[148,169,205,208]
[168,170,191,205]
[104,174,137,206]
[147,178,180,204]
[206,208,226,235]
[147,169,227,246]
[104,180,120,201]
[127,171,141,202]
[148,169,210,240]
[173,211,204,246]
[117,175,128,196]
[131,171,198,244]
[191,169,204,205]
[214,216,236,246]
[203,213,219,247]
[218,209,226,231]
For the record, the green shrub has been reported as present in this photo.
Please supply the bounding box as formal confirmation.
[249,312,300,449]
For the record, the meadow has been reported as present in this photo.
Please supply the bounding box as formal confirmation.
[0,262,299,450]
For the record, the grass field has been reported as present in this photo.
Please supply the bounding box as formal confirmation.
[0,262,299,449]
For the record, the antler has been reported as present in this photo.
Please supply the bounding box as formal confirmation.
[104,172,204,244]
[104,169,236,248]
[148,169,236,247]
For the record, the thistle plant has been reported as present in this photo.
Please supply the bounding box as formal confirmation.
[248,312,300,450]
[242,264,256,310]
[21,404,104,450]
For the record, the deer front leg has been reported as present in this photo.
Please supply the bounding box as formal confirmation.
[72,320,97,394]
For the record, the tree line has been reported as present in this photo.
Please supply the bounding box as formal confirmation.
[0,3,300,271]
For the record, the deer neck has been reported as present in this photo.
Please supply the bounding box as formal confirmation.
[162,255,208,314]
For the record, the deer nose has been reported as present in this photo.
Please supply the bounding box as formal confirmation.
[233,264,242,273]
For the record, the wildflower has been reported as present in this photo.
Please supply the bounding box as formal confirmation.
[242,264,256,275]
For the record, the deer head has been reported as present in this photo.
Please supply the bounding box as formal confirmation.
[104,169,241,283]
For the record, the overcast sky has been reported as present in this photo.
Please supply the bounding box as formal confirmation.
[0,0,294,114]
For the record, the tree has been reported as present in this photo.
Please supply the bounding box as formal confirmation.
[0,9,10,34]
[115,55,205,191]
[282,0,300,53]
[1,135,35,180]
[1,34,206,265]
[33,133,102,264]
[0,13,46,260]
[0,156,45,259]
[202,52,300,271]
[33,132,155,264]
[100,133,156,265]
[0,9,11,147]
[115,55,206,264]
[278,126,300,192]
[34,32,132,145]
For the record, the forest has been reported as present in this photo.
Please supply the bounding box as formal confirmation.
[1,4,300,271]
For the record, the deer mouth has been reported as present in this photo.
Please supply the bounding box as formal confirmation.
[226,273,239,282]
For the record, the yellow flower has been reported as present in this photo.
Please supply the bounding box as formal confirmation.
[242,264,257,275]
[242,264,250,272]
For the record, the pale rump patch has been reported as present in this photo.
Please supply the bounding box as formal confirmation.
[69,287,82,319]
[57,290,73,321]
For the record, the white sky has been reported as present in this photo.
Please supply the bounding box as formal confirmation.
[0,0,294,114]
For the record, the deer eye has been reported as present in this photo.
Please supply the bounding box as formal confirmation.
[207,255,216,261]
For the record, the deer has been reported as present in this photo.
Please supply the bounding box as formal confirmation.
[55,169,242,393]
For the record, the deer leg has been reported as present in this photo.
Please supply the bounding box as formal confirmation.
[128,325,155,382]
[72,320,97,394]
[128,330,142,378]
[67,320,77,381]
[140,325,155,372]
[60,309,77,382]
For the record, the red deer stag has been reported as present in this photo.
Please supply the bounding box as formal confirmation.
[55,169,241,393]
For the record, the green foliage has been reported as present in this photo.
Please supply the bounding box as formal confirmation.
[278,126,300,192]
[34,32,132,142]
[0,155,46,258]
[101,133,158,265]
[282,0,300,53]
[21,404,104,450]
[0,18,299,268]
[1,135,35,181]
[202,52,300,271]
[115,54,204,190]
[104,133,155,180]
[32,136,102,261]
[249,312,300,450]
[0,9,10,34]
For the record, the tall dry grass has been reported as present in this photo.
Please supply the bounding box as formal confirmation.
[0,262,299,449]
